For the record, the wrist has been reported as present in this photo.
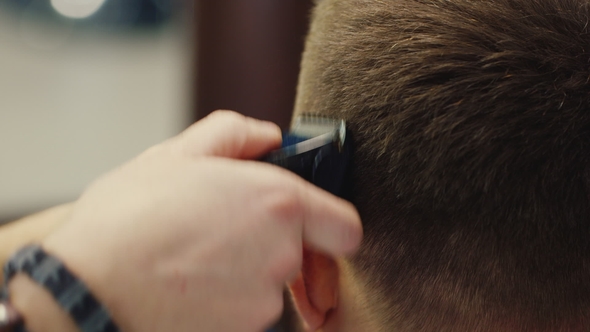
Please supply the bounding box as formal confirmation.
[8,274,78,332]
[4,243,123,332]
[0,203,74,285]
[43,229,130,332]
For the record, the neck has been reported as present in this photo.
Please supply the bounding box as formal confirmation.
[320,260,388,332]
[322,262,590,332]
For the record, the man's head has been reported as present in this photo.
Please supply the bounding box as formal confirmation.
[288,0,590,331]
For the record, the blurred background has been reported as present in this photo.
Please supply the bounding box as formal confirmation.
[0,0,312,223]
[0,0,192,220]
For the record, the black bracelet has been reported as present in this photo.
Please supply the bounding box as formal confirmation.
[1,245,121,332]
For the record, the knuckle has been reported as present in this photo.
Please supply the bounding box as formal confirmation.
[207,109,246,127]
[210,111,249,151]
[266,185,305,222]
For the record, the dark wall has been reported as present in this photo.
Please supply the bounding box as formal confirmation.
[194,2,314,330]
[194,0,313,128]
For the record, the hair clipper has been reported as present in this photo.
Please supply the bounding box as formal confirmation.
[262,114,352,197]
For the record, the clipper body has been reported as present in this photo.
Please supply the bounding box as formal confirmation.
[262,115,351,197]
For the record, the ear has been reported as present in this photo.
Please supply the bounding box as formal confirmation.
[288,248,339,331]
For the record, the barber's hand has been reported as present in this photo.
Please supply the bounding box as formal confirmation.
[42,111,363,332]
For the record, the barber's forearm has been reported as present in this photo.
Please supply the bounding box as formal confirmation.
[0,203,74,284]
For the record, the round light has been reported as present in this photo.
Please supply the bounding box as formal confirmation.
[50,0,107,19]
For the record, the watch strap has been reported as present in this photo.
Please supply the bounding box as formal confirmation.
[2,245,120,332]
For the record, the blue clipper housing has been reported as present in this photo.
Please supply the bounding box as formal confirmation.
[262,114,352,197]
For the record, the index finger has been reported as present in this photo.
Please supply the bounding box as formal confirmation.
[169,110,282,159]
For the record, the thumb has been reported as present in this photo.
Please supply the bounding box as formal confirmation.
[169,110,282,159]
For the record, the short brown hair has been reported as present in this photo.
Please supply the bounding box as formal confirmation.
[295,0,590,330]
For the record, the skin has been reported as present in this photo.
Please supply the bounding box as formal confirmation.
[287,242,388,332]
[3,110,363,332]
[0,204,73,285]
[320,261,389,332]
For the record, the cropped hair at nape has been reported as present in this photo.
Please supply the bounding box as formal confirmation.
[295,0,590,330]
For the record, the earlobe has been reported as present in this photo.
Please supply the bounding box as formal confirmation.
[288,249,339,332]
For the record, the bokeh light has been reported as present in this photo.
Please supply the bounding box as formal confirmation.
[50,0,107,19]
